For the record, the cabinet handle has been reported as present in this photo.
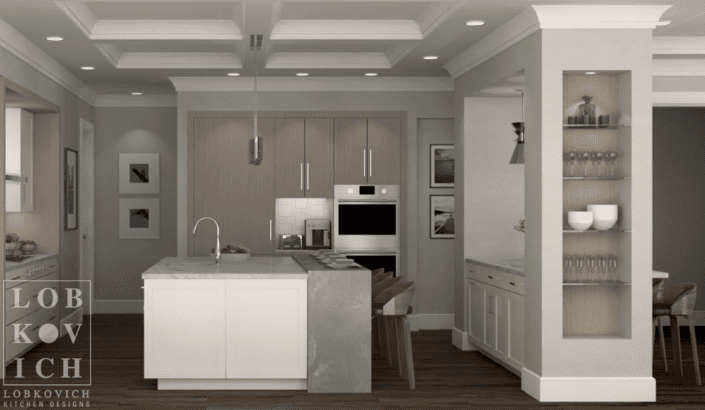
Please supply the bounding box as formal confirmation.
[49,316,56,321]
[369,149,372,177]
[12,276,20,280]
[510,282,516,286]
[300,163,304,191]
[487,275,493,280]
[306,163,310,190]
[363,150,366,177]
[269,220,272,241]
[32,325,40,331]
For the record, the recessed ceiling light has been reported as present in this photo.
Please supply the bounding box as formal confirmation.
[423,55,438,60]
[655,20,671,26]
[296,73,309,77]
[80,66,95,70]
[466,20,485,26]
[585,71,596,75]
[365,72,378,77]
[227,72,240,77]
[131,92,142,95]
[46,36,63,41]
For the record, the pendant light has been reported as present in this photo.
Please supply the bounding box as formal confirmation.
[510,89,525,164]
[249,34,263,165]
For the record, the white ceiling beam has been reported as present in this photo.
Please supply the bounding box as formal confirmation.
[532,5,673,29]
[94,94,177,108]
[168,76,454,92]
[653,92,705,106]
[653,59,705,76]
[90,20,243,40]
[117,53,242,69]
[270,20,422,40]
[265,53,390,69]
[653,37,705,55]
[385,43,419,67]
[55,1,98,37]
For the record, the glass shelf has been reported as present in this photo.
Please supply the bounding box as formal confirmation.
[562,124,622,129]
[563,176,629,180]
[563,281,630,286]
[562,229,630,233]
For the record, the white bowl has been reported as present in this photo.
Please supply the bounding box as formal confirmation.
[568,211,593,231]
[587,204,618,231]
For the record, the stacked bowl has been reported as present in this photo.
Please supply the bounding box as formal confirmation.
[568,204,618,231]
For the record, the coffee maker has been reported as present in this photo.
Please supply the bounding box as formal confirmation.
[305,219,331,249]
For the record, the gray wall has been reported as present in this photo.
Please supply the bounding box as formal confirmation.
[1,44,93,320]
[177,91,454,319]
[417,119,455,319]
[93,107,177,300]
[653,107,705,311]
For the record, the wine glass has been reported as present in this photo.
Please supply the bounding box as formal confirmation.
[579,152,591,177]
[566,152,577,176]
[575,256,585,282]
[591,151,604,177]
[608,151,619,176]
[564,256,574,282]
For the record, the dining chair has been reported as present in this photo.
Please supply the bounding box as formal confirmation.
[653,282,701,385]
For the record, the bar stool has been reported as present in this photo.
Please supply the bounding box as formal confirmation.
[371,269,391,354]
[371,269,389,288]
[373,281,416,389]
[652,278,668,370]
[372,275,400,300]
[653,282,701,385]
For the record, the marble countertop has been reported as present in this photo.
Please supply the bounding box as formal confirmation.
[465,258,525,277]
[142,256,308,279]
[5,254,57,271]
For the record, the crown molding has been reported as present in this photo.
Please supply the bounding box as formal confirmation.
[270,20,422,40]
[445,5,673,80]
[653,37,705,55]
[532,5,672,29]
[93,94,177,108]
[653,92,705,106]
[386,43,419,67]
[168,77,454,92]
[443,7,539,80]
[0,17,97,105]
[90,20,243,41]
[653,59,705,76]
[117,52,242,69]
[416,2,464,38]
[55,1,97,37]
[265,53,390,69]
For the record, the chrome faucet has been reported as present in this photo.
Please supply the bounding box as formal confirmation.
[193,217,221,265]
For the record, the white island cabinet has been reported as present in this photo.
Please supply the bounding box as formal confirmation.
[143,257,308,390]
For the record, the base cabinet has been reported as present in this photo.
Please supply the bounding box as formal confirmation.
[144,278,307,380]
[467,263,524,373]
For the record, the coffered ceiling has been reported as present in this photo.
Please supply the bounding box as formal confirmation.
[0,0,703,96]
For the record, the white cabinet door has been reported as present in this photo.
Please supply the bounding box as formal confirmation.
[483,286,497,354]
[468,281,485,348]
[505,290,525,370]
[495,289,509,362]
[226,279,307,379]
[144,279,226,379]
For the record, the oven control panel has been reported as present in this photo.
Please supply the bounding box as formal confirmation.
[335,185,400,200]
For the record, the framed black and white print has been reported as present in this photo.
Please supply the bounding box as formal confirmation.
[119,198,160,239]
[119,153,160,194]
[430,195,454,239]
[430,144,454,187]
[64,148,78,230]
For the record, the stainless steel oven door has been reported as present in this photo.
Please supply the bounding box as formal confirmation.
[333,199,400,250]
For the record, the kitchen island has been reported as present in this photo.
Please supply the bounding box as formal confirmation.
[142,255,370,393]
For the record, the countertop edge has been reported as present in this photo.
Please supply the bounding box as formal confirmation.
[465,258,524,277]
[5,254,57,271]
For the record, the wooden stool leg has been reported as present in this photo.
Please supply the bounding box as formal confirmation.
[395,316,408,380]
[377,315,388,361]
[399,316,415,389]
[372,315,380,355]
[385,315,399,369]
[670,315,683,376]
[686,316,701,386]
[654,316,668,372]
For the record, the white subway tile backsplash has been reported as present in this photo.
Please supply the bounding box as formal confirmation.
[275,198,332,239]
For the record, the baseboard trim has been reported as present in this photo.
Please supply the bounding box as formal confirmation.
[157,378,307,390]
[59,308,84,338]
[521,368,656,402]
[407,313,454,331]
[93,300,143,314]
[452,327,478,351]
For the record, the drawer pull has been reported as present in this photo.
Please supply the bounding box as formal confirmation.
[12,276,20,280]
[49,316,56,321]
[32,295,38,299]
[32,325,39,331]
[487,276,494,279]
[510,282,516,286]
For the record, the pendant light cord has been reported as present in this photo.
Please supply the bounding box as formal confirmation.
[253,42,258,137]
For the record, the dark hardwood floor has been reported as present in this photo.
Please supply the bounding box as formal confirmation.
[3,314,705,409]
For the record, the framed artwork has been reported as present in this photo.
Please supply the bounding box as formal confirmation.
[119,153,160,194]
[430,195,454,239]
[119,198,160,239]
[64,148,78,230]
[430,144,454,188]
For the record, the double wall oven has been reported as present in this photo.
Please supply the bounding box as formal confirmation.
[334,185,400,276]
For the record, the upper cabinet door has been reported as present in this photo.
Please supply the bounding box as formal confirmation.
[304,119,334,198]
[335,118,367,185]
[275,119,305,198]
[367,118,400,185]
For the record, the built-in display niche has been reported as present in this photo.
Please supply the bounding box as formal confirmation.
[562,71,632,339]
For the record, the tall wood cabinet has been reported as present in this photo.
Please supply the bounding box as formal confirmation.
[334,118,400,185]
[275,118,334,198]
[192,117,275,255]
